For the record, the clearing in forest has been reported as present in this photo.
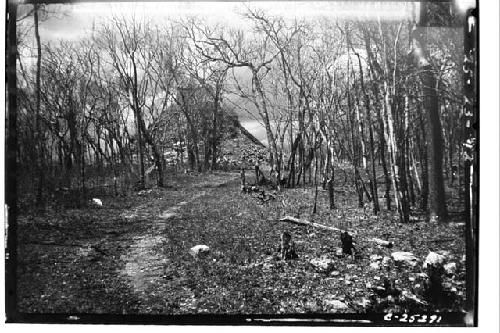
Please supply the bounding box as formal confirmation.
[17,171,466,314]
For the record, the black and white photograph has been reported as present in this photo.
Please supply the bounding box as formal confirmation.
[4,0,491,327]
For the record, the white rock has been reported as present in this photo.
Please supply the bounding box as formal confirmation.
[334,248,344,257]
[370,262,381,270]
[444,262,457,275]
[310,258,335,273]
[330,270,340,277]
[324,299,349,310]
[92,198,103,206]
[423,251,446,269]
[189,245,210,258]
[391,252,418,266]
[370,254,383,262]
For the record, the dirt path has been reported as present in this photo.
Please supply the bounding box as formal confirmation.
[118,174,238,311]
[120,191,206,293]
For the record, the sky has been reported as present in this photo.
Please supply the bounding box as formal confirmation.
[22,0,476,43]
[24,1,426,42]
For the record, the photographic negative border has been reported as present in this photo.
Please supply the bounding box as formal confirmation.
[4,0,479,326]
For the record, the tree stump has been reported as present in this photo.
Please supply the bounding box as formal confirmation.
[254,164,260,185]
[240,168,246,192]
[340,231,355,256]
[280,231,298,260]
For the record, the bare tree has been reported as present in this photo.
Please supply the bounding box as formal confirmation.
[409,7,448,222]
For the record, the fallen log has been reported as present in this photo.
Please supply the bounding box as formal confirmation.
[279,216,357,235]
[279,217,396,248]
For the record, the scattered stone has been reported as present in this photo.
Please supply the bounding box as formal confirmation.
[423,251,446,269]
[401,290,427,305]
[334,248,344,258]
[444,262,457,275]
[92,198,103,206]
[324,299,349,310]
[138,189,153,195]
[310,258,335,273]
[189,245,210,259]
[391,252,418,266]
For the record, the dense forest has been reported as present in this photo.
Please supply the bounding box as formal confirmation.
[6,1,478,321]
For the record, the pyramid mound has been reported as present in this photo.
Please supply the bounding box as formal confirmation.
[218,120,269,170]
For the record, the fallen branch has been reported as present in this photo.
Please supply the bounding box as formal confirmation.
[279,216,357,235]
[278,217,397,248]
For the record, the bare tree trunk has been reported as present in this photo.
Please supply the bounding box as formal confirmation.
[34,3,44,205]
[404,90,416,206]
[410,20,448,222]
[353,51,380,214]
[416,102,429,211]
[379,21,409,223]
[129,56,145,189]
[211,85,221,171]
[344,45,363,207]
[361,27,391,211]
[136,114,164,187]
[252,67,281,190]
[312,149,319,214]
[287,133,301,188]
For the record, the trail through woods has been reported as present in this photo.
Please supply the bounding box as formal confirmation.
[18,172,467,314]
[120,190,208,311]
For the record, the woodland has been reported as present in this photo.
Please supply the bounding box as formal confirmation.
[6,2,477,319]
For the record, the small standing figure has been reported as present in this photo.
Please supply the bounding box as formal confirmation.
[280,231,298,260]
